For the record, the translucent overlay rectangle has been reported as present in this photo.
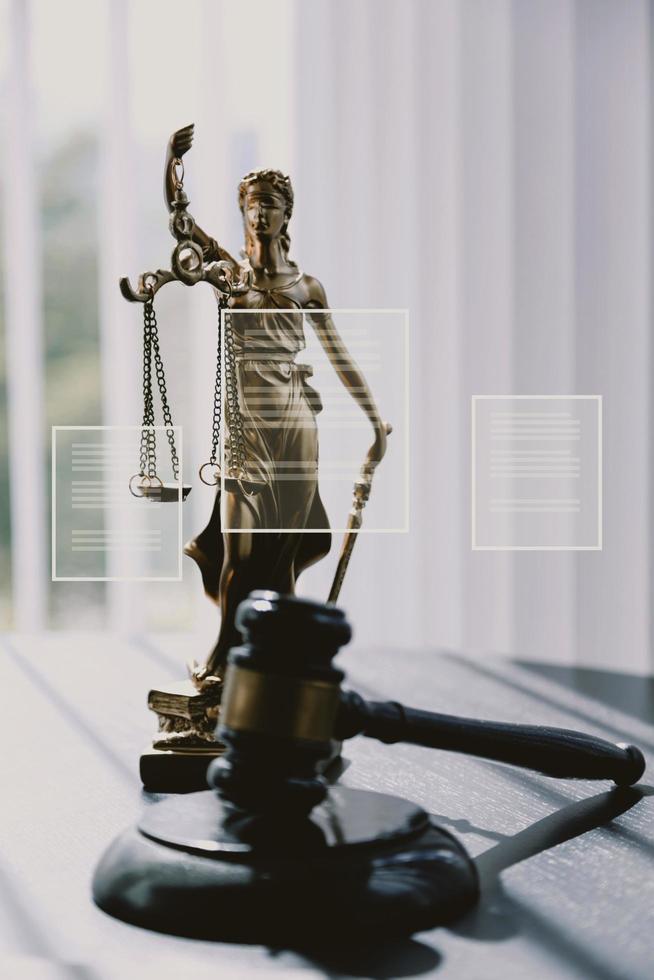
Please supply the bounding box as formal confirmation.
[472,396,602,550]
[220,309,409,534]
[52,426,184,580]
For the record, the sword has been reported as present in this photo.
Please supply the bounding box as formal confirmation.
[328,422,392,605]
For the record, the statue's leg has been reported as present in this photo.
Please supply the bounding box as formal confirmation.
[204,492,264,677]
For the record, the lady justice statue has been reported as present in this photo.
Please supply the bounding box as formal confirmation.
[169,124,388,671]
[126,125,389,787]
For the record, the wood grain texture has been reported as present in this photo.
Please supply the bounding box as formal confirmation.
[0,633,651,979]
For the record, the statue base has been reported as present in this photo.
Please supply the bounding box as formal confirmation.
[140,744,225,793]
[142,676,223,791]
[141,739,344,793]
[143,678,342,792]
[93,786,479,943]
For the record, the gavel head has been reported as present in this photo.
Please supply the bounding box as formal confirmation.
[206,591,352,817]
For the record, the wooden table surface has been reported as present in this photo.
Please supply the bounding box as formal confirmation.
[1,632,652,980]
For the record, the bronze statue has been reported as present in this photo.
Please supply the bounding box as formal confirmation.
[122,125,389,787]
[165,125,388,681]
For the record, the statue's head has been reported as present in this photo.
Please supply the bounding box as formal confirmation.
[238,169,294,262]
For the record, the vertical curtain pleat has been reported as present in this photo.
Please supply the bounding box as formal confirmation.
[512,0,577,663]
[459,0,515,655]
[98,0,143,629]
[3,0,47,629]
[413,0,464,651]
[574,0,651,672]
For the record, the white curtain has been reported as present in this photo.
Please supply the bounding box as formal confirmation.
[293,0,652,673]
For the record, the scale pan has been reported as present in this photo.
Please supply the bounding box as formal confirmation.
[141,483,192,502]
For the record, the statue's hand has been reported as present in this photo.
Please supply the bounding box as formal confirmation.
[368,420,392,469]
[169,123,195,159]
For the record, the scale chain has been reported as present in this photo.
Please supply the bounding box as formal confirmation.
[139,303,155,478]
[202,300,249,487]
[138,295,248,491]
[149,301,179,481]
[209,302,223,467]
[223,308,248,480]
[139,297,179,483]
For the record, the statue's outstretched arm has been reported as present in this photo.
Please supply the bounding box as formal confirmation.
[164,124,239,270]
[305,278,388,466]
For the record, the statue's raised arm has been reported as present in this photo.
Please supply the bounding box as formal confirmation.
[164,124,239,272]
[164,124,194,207]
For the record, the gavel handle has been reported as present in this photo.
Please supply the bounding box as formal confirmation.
[337,691,646,786]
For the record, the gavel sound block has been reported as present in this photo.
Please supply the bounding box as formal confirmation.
[93,593,645,944]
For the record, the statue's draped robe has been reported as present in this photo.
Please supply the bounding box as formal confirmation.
[187,277,331,603]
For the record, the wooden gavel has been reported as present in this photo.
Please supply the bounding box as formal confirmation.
[207,591,645,815]
[94,589,646,943]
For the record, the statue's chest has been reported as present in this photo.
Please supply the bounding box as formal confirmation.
[230,277,311,311]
